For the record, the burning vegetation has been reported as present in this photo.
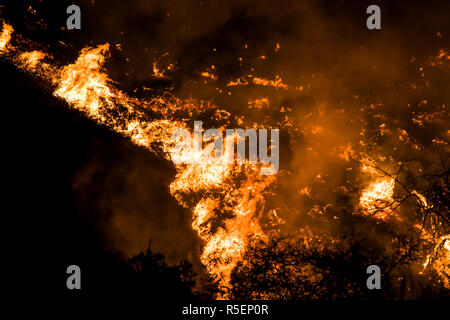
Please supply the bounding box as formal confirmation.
[1,0,449,300]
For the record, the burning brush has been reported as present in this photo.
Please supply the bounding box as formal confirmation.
[1,4,449,299]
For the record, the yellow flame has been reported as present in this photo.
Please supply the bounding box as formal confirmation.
[3,20,447,296]
[359,178,395,218]
[422,235,449,288]
[0,24,278,297]
[18,51,46,69]
[0,21,13,51]
[252,75,288,89]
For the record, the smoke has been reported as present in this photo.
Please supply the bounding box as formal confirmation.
[71,138,199,264]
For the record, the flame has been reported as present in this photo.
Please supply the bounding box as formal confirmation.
[0,21,13,51]
[248,98,269,109]
[430,49,450,66]
[227,74,290,90]
[412,190,429,209]
[252,75,288,90]
[0,22,277,297]
[2,20,449,297]
[359,178,395,218]
[54,44,123,117]
[18,51,46,69]
[195,172,275,296]
[422,235,449,288]
[201,71,218,81]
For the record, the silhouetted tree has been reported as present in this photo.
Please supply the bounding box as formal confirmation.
[229,232,448,300]
[128,240,197,300]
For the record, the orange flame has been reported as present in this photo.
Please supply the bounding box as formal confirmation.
[0,21,13,51]
[0,22,277,297]
[359,178,395,219]
[422,235,449,288]
[2,21,448,296]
